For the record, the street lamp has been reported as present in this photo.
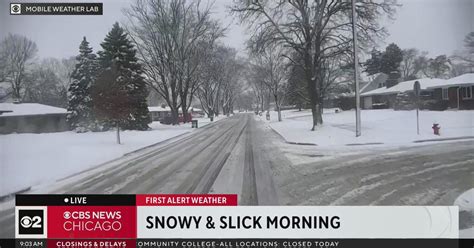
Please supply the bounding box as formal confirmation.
[352,0,361,137]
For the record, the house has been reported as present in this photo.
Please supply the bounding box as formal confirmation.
[426,73,474,110]
[0,103,69,134]
[360,73,389,94]
[361,78,447,109]
[148,106,172,121]
[148,106,203,123]
[360,73,474,110]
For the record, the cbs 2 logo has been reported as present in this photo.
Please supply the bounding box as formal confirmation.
[17,208,45,236]
[20,215,42,229]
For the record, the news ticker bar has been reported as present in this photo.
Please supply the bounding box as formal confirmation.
[1,239,474,248]
[14,194,461,240]
[10,3,103,15]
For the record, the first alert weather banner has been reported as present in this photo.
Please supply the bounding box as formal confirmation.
[4,194,469,248]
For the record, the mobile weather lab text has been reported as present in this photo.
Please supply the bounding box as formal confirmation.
[10,3,103,15]
[63,210,122,232]
[145,215,341,230]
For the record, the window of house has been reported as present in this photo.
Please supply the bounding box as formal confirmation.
[420,91,432,97]
[461,86,472,99]
[442,88,449,100]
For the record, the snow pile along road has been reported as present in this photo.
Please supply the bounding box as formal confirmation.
[0,117,223,197]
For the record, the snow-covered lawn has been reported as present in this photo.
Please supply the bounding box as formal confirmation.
[265,109,474,146]
[0,116,224,197]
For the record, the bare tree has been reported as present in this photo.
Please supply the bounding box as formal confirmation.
[450,32,474,75]
[41,57,76,100]
[250,44,288,121]
[400,48,420,80]
[28,57,76,107]
[23,65,65,107]
[221,54,245,116]
[463,32,474,63]
[232,0,398,130]
[248,63,269,114]
[125,0,224,124]
[196,45,241,119]
[319,57,353,110]
[196,47,223,119]
[0,34,38,101]
[426,55,451,79]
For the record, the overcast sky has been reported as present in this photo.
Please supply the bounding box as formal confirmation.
[0,0,472,59]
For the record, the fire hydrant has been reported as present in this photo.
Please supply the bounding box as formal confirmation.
[432,123,440,135]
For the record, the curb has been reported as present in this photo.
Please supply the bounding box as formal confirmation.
[345,142,384,146]
[287,141,318,146]
[413,136,474,143]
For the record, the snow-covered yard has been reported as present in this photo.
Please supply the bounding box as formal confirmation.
[0,116,224,197]
[264,109,474,146]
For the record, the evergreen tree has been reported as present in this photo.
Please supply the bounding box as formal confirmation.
[91,63,132,144]
[97,22,150,130]
[67,37,98,132]
[364,48,383,76]
[363,44,403,88]
[380,43,403,75]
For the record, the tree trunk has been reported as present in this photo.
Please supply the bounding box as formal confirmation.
[277,106,282,122]
[318,98,324,124]
[171,108,179,125]
[274,94,282,122]
[208,109,214,121]
[181,105,189,123]
[116,122,121,144]
[181,99,189,123]
[311,106,317,131]
[303,51,319,131]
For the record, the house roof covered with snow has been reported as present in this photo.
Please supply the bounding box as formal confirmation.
[426,73,474,89]
[148,106,203,112]
[360,73,388,94]
[0,103,67,117]
[148,106,171,112]
[361,73,474,97]
[361,78,448,97]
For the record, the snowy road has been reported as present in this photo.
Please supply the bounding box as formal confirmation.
[273,138,474,236]
[274,140,473,206]
[0,113,282,237]
[0,113,472,237]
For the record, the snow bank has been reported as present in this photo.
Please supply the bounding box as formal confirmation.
[266,109,474,146]
[455,188,474,213]
[0,117,223,196]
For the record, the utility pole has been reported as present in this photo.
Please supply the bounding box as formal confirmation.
[352,0,361,137]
